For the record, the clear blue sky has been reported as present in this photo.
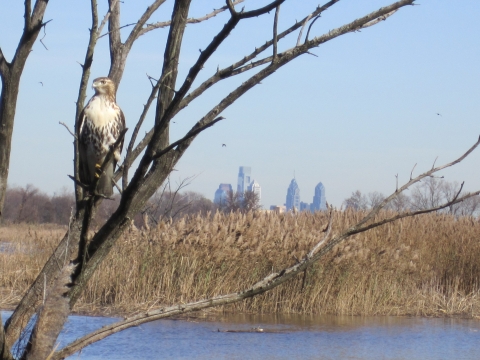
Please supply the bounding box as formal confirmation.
[1,1,479,208]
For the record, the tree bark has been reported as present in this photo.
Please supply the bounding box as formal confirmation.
[0,0,49,220]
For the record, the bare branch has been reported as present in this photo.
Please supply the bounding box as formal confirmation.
[307,207,334,258]
[119,0,412,179]
[98,22,136,40]
[354,135,480,230]
[238,0,286,19]
[135,0,244,38]
[98,0,119,37]
[177,0,341,115]
[38,19,53,50]
[410,163,417,180]
[107,0,122,52]
[272,6,280,63]
[297,13,313,46]
[152,116,225,159]
[226,0,237,16]
[122,75,164,190]
[124,0,167,48]
[359,9,398,29]
[59,122,77,139]
[25,0,32,29]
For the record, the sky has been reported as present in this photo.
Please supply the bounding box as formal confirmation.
[0,0,479,208]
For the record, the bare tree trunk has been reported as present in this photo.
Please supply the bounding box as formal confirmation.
[0,0,50,220]
[0,313,13,360]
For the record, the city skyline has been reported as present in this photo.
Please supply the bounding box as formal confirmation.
[2,2,479,209]
[214,166,262,205]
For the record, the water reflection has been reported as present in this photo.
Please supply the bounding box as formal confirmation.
[2,311,480,359]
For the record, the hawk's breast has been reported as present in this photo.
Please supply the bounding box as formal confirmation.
[81,96,122,156]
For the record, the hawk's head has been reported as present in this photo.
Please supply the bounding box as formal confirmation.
[92,77,116,98]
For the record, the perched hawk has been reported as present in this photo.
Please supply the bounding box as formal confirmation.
[78,77,125,197]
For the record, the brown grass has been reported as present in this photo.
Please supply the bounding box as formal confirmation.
[1,211,480,317]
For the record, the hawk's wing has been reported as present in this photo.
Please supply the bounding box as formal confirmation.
[112,107,126,167]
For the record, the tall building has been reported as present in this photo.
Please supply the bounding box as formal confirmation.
[300,202,310,212]
[237,166,251,194]
[285,178,300,211]
[214,183,232,205]
[312,182,327,211]
[248,179,261,201]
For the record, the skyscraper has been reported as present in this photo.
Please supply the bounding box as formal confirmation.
[237,166,251,194]
[312,182,327,211]
[285,178,300,211]
[214,183,232,205]
[248,179,261,201]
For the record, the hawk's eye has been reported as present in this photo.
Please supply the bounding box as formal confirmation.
[101,80,106,84]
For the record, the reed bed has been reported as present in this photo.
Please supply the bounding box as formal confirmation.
[1,211,480,317]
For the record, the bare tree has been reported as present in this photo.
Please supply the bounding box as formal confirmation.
[343,190,369,210]
[410,177,480,216]
[219,190,260,213]
[410,176,445,210]
[5,1,475,358]
[0,1,50,220]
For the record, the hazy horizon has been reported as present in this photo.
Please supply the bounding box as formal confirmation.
[1,1,479,208]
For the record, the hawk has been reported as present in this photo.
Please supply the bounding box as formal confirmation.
[77,77,125,198]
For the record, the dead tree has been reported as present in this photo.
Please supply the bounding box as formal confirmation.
[0,1,50,220]
[4,0,476,358]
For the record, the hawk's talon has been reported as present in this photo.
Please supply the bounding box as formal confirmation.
[94,163,102,178]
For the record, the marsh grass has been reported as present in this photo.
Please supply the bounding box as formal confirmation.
[1,211,480,317]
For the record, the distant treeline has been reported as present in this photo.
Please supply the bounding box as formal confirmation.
[2,184,261,227]
[343,177,480,216]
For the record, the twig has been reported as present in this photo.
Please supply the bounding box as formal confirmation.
[39,19,53,50]
[97,0,119,38]
[307,206,334,258]
[68,175,89,190]
[137,0,245,37]
[297,14,312,46]
[305,15,321,42]
[98,22,137,40]
[410,163,417,180]
[59,122,77,139]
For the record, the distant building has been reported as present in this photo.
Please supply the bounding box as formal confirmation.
[300,202,310,212]
[237,166,251,194]
[285,178,300,211]
[248,179,261,202]
[270,205,286,213]
[312,182,327,211]
[214,183,232,205]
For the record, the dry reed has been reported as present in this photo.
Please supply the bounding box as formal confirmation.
[1,211,480,317]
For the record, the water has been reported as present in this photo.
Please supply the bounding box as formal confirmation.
[2,312,480,359]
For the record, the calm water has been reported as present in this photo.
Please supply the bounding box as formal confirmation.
[2,311,480,359]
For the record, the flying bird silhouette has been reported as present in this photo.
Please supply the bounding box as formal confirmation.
[436,113,442,116]
[222,144,226,147]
